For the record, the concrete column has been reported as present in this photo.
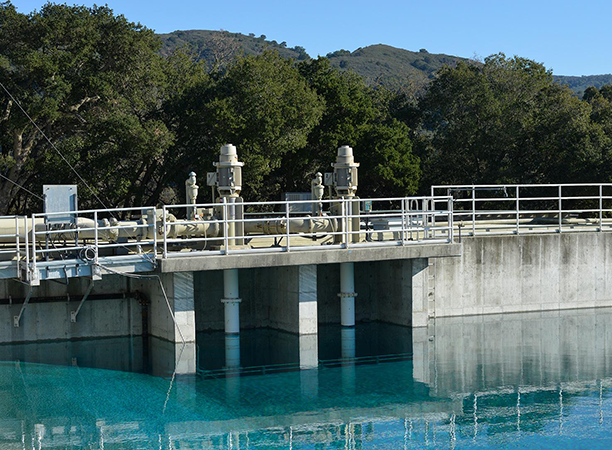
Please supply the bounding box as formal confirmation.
[145,272,196,343]
[140,272,196,375]
[224,334,240,369]
[222,269,241,334]
[411,259,429,327]
[339,262,357,326]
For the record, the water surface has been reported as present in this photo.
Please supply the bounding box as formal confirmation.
[1,309,612,449]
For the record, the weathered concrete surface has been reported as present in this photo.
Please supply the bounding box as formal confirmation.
[317,259,429,327]
[194,265,318,335]
[0,275,141,343]
[160,243,461,272]
[137,272,196,343]
[416,308,612,396]
[433,233,612,317]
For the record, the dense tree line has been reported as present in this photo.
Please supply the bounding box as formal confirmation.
[1,3,612,214]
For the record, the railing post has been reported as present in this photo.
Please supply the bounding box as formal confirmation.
[14,216,20,278]
[223,197,230,255]
[600,184,603,232]
[94,211,99,265]
[401,198,406,245]
[516,186,520,235]
[24,217,29,279]
[162,206,168,259]
[558,185,563,233]
[31,214,36,276]
[285,200,291,252]
[448,196,454,243]
[151,207,158,257]
[472,187,476,236]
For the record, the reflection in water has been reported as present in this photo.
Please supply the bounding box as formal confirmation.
[0,308,612,448]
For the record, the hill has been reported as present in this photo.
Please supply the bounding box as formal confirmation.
[158,30,611,96]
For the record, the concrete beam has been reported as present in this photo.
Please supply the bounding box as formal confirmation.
[159,243,461,273]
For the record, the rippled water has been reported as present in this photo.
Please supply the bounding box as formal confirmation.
[1,309,612,449]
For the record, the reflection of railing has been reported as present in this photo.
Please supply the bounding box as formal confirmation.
[432,183,612,236]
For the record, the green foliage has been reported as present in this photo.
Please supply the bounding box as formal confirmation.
[417,54,611,189]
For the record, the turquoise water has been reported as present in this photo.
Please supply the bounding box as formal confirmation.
[2,309,612,449]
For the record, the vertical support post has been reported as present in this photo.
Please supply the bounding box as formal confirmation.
[344,198,350,248]
[93,211,99,265]
[162,206,168,259]
[14,216,20,279]
[447,196,454,243]
[599,184,603,232]
[516,186,520,235]
[222,268,241,334]
[31,214,36,279]
[351,199,360,243]
[471,187,476,236]
[401,198,407,245]
[339,262,357,327]
[285,200,291,252]
[222,198,229,254]
[24,216,29,279]
[151,207,157,257]
[558,185,563,233]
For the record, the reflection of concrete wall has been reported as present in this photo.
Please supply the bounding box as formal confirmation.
[434,233,612,317]
[418,308,612,396]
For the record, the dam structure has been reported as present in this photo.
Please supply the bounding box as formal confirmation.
[1,144,612,373]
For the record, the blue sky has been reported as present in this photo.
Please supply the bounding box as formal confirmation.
[11,0,612,76]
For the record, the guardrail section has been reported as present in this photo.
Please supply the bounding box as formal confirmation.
[432,183,612,236]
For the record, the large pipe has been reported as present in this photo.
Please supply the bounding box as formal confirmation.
[339,262,357,327]
[222,269,241,334]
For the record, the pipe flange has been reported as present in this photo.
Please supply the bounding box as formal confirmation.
[221,298,242,304]
[337,292,358,298]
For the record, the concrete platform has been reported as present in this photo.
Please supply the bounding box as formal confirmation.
[158,243,462,273]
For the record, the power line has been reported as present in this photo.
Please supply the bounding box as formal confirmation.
[0,80,112,210]
[0,172,44,201]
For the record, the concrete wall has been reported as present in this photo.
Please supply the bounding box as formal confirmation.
[433,233,612,317]
[317,259,429,327]
[194,265,317,335]
[0,275,142,343]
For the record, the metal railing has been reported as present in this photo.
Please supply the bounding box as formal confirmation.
[432,183,612,236]
[160,196,454,258]
[0,215,28,279]
[29,206,157,271]
[0,196,453,282]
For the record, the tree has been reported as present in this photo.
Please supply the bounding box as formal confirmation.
[166,51,324,202]
[0,2,190,213]
[295,58,420,197]
[416,53,608,188]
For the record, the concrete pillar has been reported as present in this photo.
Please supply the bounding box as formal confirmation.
[224,334,240,369]
[222,269,241,334]
[339,262,357,326]
[140,272,196,374]
[341,327,356,394]
[411,259,429,327]
[145,272,196,343]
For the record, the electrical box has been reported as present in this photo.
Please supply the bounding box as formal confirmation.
[43,185,78,225]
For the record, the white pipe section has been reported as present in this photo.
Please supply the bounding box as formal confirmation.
[224,334,240,369]
[222,269,241,334]
[339,262,357,327]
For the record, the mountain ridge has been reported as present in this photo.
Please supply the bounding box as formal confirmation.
[158,30,612,96]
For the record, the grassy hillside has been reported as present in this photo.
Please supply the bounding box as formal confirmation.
[326,44,467,94]
[553,74,612,97]
[158,30,611,96]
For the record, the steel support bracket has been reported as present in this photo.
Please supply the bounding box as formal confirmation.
[14,286,33,328]
[71,279,94,323]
